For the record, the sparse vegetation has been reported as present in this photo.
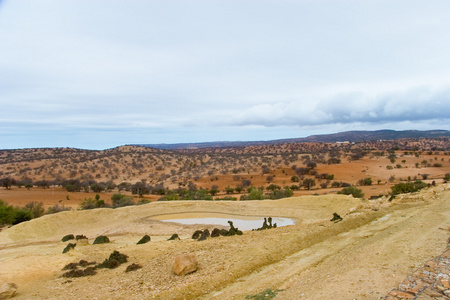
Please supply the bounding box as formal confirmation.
[390,181,427,195]
[337,186,364,198]
[96,250,128,269]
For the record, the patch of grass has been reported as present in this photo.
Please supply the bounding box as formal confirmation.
[62,267,96,278]
[245,288,283,299]
[96,250,128,269]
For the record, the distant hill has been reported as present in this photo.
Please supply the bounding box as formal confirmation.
[138,130,450,150]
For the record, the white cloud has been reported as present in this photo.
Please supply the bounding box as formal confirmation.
[1,0,450,149]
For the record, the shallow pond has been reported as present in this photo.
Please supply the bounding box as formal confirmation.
[151,212,295,231]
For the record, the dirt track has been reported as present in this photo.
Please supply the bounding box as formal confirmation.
[0,184,449,299]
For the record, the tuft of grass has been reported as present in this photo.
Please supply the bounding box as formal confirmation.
[96,250,128,269]
[246,289,283,299]
[62,243,76,254]
[61,234,75,242]
[125,263,142,272]
[137,235,150,245]
[93,235,110,244]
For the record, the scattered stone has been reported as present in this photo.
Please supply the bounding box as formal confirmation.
[172,253,198,276]
[93,235,110,244]
[137,235,151,245]
[62,243,76,254]
[0,283,18,299]
[61,234,75,242]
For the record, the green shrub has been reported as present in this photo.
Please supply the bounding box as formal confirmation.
[240,187,264,200]
[111,193,134,208]
[137,235,150,244]
[93,235,110,244]
[62,234,75,242]
[390,180,427,195]
[337,186,364,198]
[358,177,372,186]
[167,234,180,240]
[0,200,33,225]
[79,197,109,210]
[63,243,76,254]
[246,288,282,299]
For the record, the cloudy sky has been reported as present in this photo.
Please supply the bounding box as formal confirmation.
[1,0,449,150]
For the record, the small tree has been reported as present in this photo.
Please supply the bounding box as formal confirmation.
[303,178,316,190]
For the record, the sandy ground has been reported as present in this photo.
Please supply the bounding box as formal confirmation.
[0,184,449,299]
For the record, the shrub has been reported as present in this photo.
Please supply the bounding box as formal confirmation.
[11,209,33,225]
[63,243,76,254]
[240,187,264,200]
[97,250,128,269]
[62,234,75,242]
[390,181,427,195]
[111,193,135,208]
[137,235,150,245]
[0,200,33,226]
[168,234,180,240]
[445,173,450,182]
[358,177,372,186]
[79,198,109,210]
[23,201,45,218]
[125,263,142,272]
[62,267,97,278]
[46,204,72,214]
[93,235,110,244]
[337,186,364,198]
[76,234,87,240]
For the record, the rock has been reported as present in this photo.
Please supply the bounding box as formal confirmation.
[0,282,18,299]
[172,254,198,276]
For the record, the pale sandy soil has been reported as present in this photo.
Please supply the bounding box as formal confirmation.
[0,184,449,299]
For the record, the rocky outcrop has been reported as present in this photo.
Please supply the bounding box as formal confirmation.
[172,253,198,276]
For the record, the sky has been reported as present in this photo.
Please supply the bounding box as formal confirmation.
[1,0,449,150]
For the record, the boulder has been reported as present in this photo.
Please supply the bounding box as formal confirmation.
[172,253,198,276]
[0,282,18,299]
